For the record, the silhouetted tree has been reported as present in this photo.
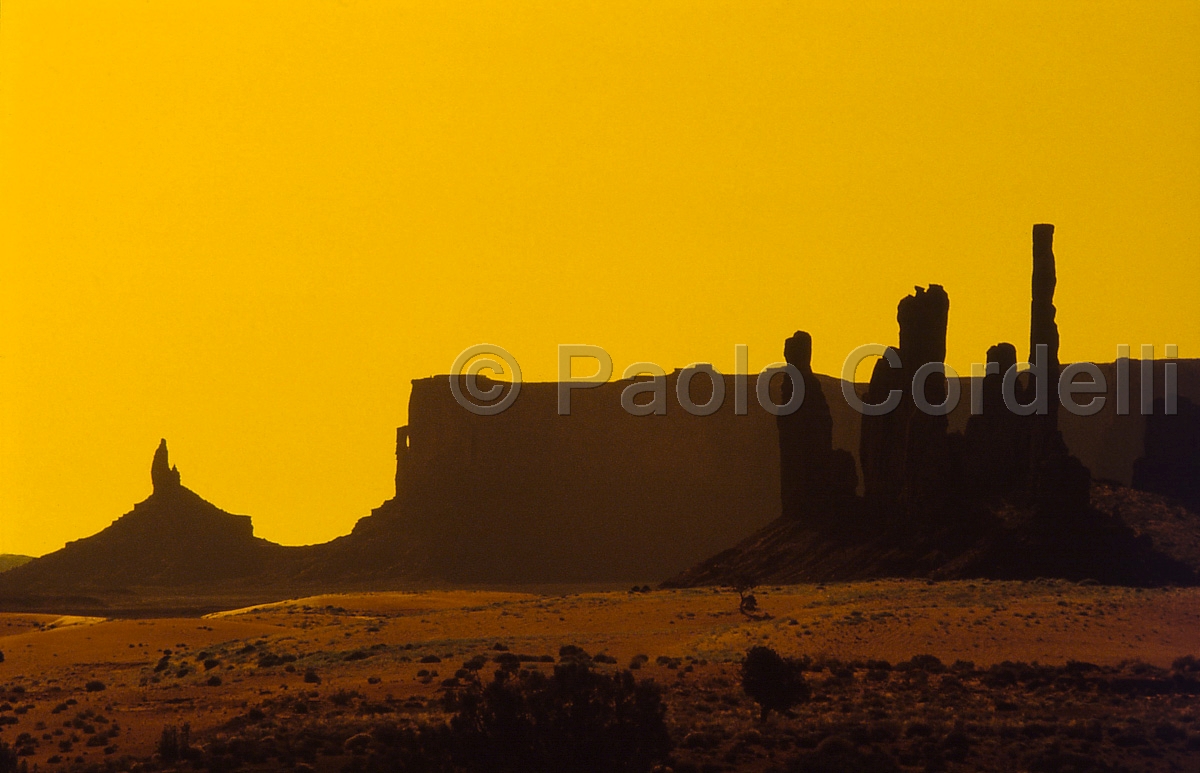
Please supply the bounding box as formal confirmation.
[729,576,759,615]
[741,646,810,721]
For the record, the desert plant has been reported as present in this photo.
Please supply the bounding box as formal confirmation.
[444,659,671,772]
[730,579,759,614]
[741,646,810,721]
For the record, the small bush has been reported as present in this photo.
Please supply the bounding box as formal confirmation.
[741,647,810,721]
[84,681,106,693]
[303,668,321,684]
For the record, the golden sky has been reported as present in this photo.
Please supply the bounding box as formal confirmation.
[1,1,1197,557]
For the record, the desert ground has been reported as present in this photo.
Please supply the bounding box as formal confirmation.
[2,580,1199,772]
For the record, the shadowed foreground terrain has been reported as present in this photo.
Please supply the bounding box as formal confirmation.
[2,582,1200,772]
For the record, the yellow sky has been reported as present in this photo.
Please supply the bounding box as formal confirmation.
[1,1,1197,557]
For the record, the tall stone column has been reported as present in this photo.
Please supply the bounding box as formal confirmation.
[777,331,856,524]
[1030,223,1060,422]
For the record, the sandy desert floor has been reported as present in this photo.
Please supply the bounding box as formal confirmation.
[2,580,1199,771]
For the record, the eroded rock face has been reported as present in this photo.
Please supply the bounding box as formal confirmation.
[963,343,1026,498]
[151,438,181,493]
[859,284,951,518]
[777,332,856,523]
[1133,396,1200,513]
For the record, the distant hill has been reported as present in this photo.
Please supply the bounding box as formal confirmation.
[0,555,33,573]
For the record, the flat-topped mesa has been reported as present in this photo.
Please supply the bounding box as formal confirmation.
[150,438,182,493]
[777,331,856,523]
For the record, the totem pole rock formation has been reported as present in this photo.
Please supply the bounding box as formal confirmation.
[1025,225,1091,514]
[964,224,1089,514]
[858,284,952,518]
[777,331,857,523]
[150,438,181,493]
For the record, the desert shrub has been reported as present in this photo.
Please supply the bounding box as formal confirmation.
[419,655,442,664]
[84,681,106,692]
[203,658,220,671]
[901,654,946,674]
[494,653,522,671]
[303,668,321,684]
[0,650,4,664]
[558,645,589,662]
[257,652,297,668]
[206,676,222,687]
[330,689,361,707]
[462,655,488,672]
[443,660,671,772]
[1172,655,1200,673]
[741,646,810,721]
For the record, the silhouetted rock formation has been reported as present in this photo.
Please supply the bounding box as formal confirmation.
[0,440,311,612]
[963,343,1025,498]
[960,227,1089,514]
[335,371,801,583]
[1133,396,1200,513]
[859,284,951,519]
[777,332,857,524]
[1024,225,1091,515]
[670,224,1193,589]
[150,438,181,492]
